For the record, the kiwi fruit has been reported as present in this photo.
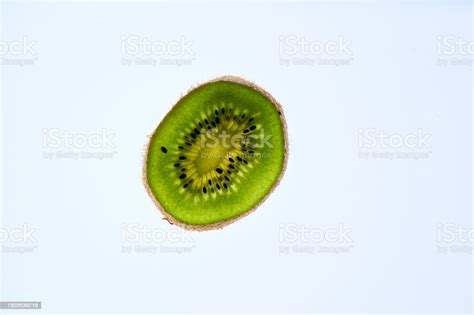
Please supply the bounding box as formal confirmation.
[144,76,288,231]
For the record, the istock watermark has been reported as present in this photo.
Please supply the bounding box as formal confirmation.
[0,36,38,67]
[357,128,432,160]
[278,223,354,255]
[0,224,39,254]
[42,128,117,160]
[279,35,354,67]
[121,223,196,255]
[436,35,473,67]
[436,223,473,254]
[198,129,272,149]
[121,34,196,67]
[177,128,274,161]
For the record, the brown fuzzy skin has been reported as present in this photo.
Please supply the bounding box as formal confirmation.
[143,76,289,231]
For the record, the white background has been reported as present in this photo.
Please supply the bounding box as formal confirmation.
[1,1,472,314]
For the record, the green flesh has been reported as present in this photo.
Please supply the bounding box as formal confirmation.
[146,79,286,227]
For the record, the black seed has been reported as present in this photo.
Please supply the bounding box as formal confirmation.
[212,121,216,127]
[194,128,200,134]
[225,176,230,181]
[241,143,246,148]
[216,168,223,174]
[190,133,196,139]
[243,129,249,134]
[179,174,187,179]
[179,156,186,160]
[241,114,246,118]
[205,119,209,124]
[228,157,234,163]
[178,146,184,150]
[208,179,212,185]
[173,163,180,167]
[203,187,207,193]
[250,125,256,130]
[186,142,192,146]
[216,184,221,190]
[181,168,186,172]
[278,111,281,115]
[215,117,220,124]
[215,109,219,115]
[249,118,254,123]
[227,170,232,174]
[221,108,225,114]
[229,164,235,170]
[249,150,254,154]
[199,122,203,128]
[237,156,243,161]
[223,183,228,189]
[183,183,189,188]
[161,147,167,153]
[243,160,248,164]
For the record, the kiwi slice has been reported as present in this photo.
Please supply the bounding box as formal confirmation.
[144,76,288,231]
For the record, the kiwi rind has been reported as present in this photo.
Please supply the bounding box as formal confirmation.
[143,76,288,231]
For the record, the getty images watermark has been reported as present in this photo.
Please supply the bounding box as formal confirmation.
[0,224,38,254]
[121,34,196,67]
[0,36,38,66]
[436,223,473,254]
[121,223,196,255]
[357,128,432,160]
[436,35,473,67]
[279,223,354,255]
[279,35,354,67]
[42,128,117,160]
